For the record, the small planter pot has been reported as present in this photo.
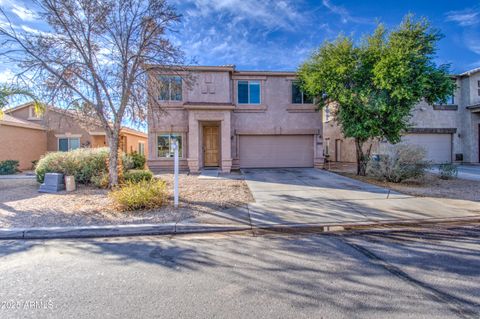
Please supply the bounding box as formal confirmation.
[65,175,76,192]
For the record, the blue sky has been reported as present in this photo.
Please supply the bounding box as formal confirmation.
[0,0,479,82]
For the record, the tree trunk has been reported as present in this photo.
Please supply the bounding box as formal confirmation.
[108,134,120,187]
[355,138,367,176]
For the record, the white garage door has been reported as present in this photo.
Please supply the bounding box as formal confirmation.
[401,134,452,163]
[239,135,314,168]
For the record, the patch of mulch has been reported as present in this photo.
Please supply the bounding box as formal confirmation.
[332,171,480,202]
[0,174,253,228]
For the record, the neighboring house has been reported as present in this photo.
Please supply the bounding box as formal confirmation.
[324,68,480,164]
[146,65,324,173]
[3,102,148,169]
[0,114,47,170]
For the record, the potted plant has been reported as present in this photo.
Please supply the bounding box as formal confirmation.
[63,161,76,192]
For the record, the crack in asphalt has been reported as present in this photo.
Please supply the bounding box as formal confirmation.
[340,237,480,319]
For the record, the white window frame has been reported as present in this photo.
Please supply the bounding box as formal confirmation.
[57,137,81,151]
[158,75,183,102]
[157,133,183,159]
[237,80,261,105]
[138,142,145,155]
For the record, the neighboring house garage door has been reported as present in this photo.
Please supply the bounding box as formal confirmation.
[239,135,314,168]
[401,134,452,163]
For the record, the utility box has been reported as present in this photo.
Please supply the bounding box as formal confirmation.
[39,173,65,193]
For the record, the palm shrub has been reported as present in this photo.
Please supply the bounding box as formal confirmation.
[367,144,430,183]
[109,179,166,211]
[35,147,109,184]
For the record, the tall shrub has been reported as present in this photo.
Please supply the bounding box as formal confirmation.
[35,148,109,184]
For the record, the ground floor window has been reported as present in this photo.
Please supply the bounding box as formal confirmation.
[58,137,80,152]
[157,133,182,158]
[138,142,145,156]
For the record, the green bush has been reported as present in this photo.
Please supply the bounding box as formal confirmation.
[367,144,430,183]
[91,172,110,189]
[0,160,19,175]
[123,169,153,183]
[438,163,458,180]
[122,151,146,170]
[35,147,109,184]
[109,179,166,211]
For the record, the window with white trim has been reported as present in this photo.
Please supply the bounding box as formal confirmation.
[58,137,80,152]
[238,80,261,104]
[159,76,182,101]
[157,133,182,158]
[138,142,145,156]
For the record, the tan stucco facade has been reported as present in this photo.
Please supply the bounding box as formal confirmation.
[322,73,480,164]
[147,66,324,173]
[0,115,47,170]
[4,104,148,169]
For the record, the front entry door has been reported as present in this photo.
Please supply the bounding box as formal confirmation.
[203,126,220,167]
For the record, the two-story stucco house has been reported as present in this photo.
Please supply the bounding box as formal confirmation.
[146,65,324,173]
[323,67,480,164]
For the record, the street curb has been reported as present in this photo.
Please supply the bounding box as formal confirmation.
[0,216,479,240]
[0,223,252,240]
[251,216,480,234]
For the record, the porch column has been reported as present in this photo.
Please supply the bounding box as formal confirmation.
[187,113,200,173]
[221,112,232,173]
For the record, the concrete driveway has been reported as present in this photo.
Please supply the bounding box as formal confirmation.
[242,168,480,228]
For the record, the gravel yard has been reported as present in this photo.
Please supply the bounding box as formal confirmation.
[0,173,253,228]
[327,163,480,202]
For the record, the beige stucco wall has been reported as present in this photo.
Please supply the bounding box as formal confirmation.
[322,97,461,163]
[0,124,47,170]
[122,132,149,157]
[9,107,103,151]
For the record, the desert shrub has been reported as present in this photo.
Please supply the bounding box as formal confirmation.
[91,172,110,189]
[122,151,146,170]
[438,163,458,180]
[367,144,430,183]
[35,147,109,184]
[123,169,153,183]
[0,160,19,175]
[109,179,166,211]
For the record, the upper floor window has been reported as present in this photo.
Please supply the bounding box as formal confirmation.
[436,94,455,105]
[477,80,480,97]
[292,82,313,104]
[159,75,182,101]
[238,80,260,104]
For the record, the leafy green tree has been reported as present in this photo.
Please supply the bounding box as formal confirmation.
[299,15,455,175]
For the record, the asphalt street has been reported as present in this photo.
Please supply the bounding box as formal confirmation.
[0,226,479,318]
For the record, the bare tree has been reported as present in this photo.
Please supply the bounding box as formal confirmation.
[0,0,184,186]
